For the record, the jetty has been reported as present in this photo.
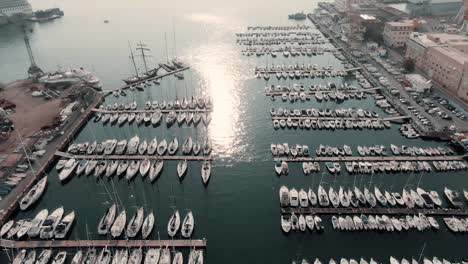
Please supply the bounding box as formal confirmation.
[281,207,468,216]
[103,66,190,96]
[0,239,207,249]
[271,115,410,122]
[273,155,465,162]
[55,151,213,161]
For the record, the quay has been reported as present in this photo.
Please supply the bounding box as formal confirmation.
[265,87,380,96]
[92,108,212,114]
[281,207,468,216]
[55,151,213,161]
[0,239,207,249]
[273,155,465,162]
[271,115,410,121]
[103,66,190,96]
[0,90,104,224]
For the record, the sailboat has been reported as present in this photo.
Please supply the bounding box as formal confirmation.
[167,210,181,237]
[123,42,159,85]
[201,161,211,184]
[177,160,188,178]
[181,210,194,238]
[149,160,164,182]
[141,211,154,239]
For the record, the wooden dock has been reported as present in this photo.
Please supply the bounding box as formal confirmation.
[273,155,464,162]
[281,207,468,216]
[0,239,207,249]
[55,151,213,161]
[265,87,380,96]
[92,108,212,114]
[271,115,410,121]
[103,67,189,96]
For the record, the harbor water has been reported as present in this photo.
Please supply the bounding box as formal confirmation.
[1,0,467,263]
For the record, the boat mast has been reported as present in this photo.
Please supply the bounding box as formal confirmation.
[172,17,177,59]
[164,32,169,63]
[136,42,151,74]
[128,41,139,76]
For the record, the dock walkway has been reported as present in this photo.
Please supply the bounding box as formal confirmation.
[55,151,213,161]
[281,207,468,216]
[0,239,206,249]
[273,155,464,162]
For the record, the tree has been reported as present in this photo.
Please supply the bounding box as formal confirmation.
[0,82,5,91]
[403,58,415,73]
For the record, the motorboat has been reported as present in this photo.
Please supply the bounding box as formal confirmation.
[289,188,299,207]
[39,207,64,239]
[444,187,463,208]
[54,211,75,239]
[27,209,48,238]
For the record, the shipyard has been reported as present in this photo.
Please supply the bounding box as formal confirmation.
[1,0,468,263]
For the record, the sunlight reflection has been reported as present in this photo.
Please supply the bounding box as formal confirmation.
[184,13,250,160]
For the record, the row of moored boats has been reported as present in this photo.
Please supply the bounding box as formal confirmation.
[293,256,463,264]
[12,247,204,264]
[0,207,74,240]
[278,185,468,209]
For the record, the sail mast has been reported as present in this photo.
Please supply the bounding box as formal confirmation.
[164,32,169,63]
[128,41,139,76]
[136,41,150,74]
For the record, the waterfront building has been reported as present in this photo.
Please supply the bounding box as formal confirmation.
[383,20,415,48]
[0,0,33,17]
[406,33,468,102]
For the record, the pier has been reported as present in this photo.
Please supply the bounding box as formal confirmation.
[92,108,212,114]
[281,207,468,216]
[271,115,410,121]
[0,239,207,249]
[273,155,464,162]
[103,66,190,96]
[0,90,104,224]
[55,151,213,161]
[265,87,380,96]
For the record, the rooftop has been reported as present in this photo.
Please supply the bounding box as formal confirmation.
[410,33,468,65]
[386,19,413,27]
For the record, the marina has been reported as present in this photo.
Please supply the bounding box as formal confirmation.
[281,207,468,217]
